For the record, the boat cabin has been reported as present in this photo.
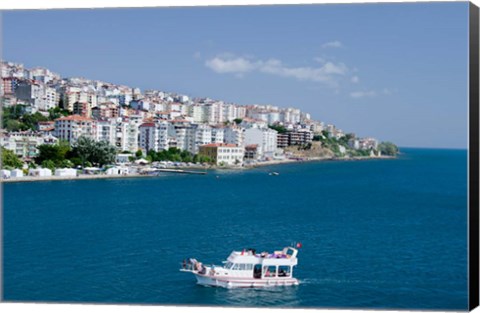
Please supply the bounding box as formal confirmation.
[221,247,298,279]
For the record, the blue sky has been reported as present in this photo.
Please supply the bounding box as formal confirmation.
[1,2,470,148]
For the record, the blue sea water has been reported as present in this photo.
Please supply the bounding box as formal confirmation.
[2,148,468,310]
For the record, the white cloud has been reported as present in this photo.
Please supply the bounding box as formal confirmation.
[322,41,343,48]
[205,54,349,87]
[205,56,258,74]
[351,76,359,83]
[350,90,377,99]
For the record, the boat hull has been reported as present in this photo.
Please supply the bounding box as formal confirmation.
[194,273,299,288]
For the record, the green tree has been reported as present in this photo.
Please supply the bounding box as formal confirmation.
[135,149,143,159]
[41,160,56,171]
[233,118,243,125]
[378,142,399,156]
[268,124,288,134]
[59,159,74,168]
[91,141,117,166]
[5,119,26,131]
[48,107,70,120]
[1,147,23,168]
[21,112,49,130]
[75,136,96,167]
[35,140,71,164]
[313,135,323,141]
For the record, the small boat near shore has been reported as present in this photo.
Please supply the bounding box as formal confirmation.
[180,245,300,288]
[269,172,280,176]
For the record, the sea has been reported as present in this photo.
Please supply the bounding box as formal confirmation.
[2,148,469,310]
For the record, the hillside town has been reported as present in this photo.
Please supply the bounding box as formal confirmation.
[0,60,396,180]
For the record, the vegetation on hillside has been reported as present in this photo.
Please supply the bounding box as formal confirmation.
[268,124,288,134]
[1,147,23,169]
[378,141,399,156]
[2,106,69,132]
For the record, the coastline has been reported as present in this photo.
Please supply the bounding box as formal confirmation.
[1,155,396,184]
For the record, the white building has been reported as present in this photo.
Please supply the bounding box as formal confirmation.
[192,124,212,154]
[138,120,170,153]
[117,117,141,152]
[29,168,52,177]
[106,167,129,175]
[63,91,97,112]
[168,120,194,152]
[223,104,238,122]
[54,115,96,144]
[95,118,117,146]
[223,126,244,147]
[211,126,225,144]
[55,168,77,177]
[244,127,278,159]
[0,132,58,158]
[11,169,24,178]
[188,105,207,123]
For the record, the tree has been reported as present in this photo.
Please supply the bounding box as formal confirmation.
[48,107,70,120]
[35,140,71,165]
[5,119,26,131]
[378,142,399,156]
[73,137,117,167]
[21,112,49,130]
[233,118,243,125]
[41,160,56,171]
[313,135,322,141]
[135,149,143,159]
[75,136,96,167]
[268,124,288,134]
[1,147,23,168]
[91,141,117,166]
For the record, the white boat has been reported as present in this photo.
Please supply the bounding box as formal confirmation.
[180,246,300,288]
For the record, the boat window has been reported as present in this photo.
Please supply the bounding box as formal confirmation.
[232,264,240,270]
[239,264,246,270]
[278,266,291,277]
[224,262,233,269]
[245,264,253,270]
[263,265,277,277]
[253,264,262,279]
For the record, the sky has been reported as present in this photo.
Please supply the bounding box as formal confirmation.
[1,2,470,148]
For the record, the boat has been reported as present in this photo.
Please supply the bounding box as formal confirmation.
[180,246,300,288]
[269,172,280,176]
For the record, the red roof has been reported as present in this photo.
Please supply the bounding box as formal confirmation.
[139,122,156,127]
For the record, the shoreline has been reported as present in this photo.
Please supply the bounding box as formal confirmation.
[1,155,396,184]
